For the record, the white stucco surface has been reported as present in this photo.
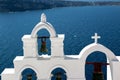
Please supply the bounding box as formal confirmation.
[117,56,120,61]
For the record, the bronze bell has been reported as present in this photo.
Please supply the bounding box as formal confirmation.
[27,74,32,80]
[92,72,104,80]
[40,37,48,53]
[86,62,109,80]
[56,72,62,80]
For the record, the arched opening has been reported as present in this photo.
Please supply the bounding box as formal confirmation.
[85,51,108,80]
[51,68,67,80]
[79,43,118,80]
[21,68,37,80]
[37,29,51,55]
[31,19,57,56]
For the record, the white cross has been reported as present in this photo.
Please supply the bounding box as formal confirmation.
[91,33,101,43]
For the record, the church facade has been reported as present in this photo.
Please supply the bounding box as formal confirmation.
[1,13,120,80]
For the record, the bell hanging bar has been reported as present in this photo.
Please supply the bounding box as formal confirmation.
[37,36,49,39]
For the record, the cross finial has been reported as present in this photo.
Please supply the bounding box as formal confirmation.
[91,33,101,44]
[41,13,47,22]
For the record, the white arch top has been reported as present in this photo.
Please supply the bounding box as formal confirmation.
[18,65,40,79]
[79,43,118,62]
[48,65,70,78]
[31,13,56,38]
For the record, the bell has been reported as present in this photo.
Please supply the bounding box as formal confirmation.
[56,72,62,80]
[27,74,32,80]
[92,63,104,80]
[92,72,104,80]
[86,62,108,80]
[40,37,48,53]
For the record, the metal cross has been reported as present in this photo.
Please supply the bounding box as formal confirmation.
[91,33,101,43]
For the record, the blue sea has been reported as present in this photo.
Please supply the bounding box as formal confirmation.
[0,6,120,80]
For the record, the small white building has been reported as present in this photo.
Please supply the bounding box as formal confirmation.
[1,13,120,80]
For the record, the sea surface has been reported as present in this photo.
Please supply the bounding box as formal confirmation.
[0,6,120,80]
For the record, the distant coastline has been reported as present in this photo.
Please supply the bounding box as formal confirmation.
[0,0,120,12]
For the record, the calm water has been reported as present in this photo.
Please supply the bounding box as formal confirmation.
[0,6,120,80]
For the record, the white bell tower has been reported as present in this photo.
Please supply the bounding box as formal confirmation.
[1,13,120,80]
[22,13,65,58]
